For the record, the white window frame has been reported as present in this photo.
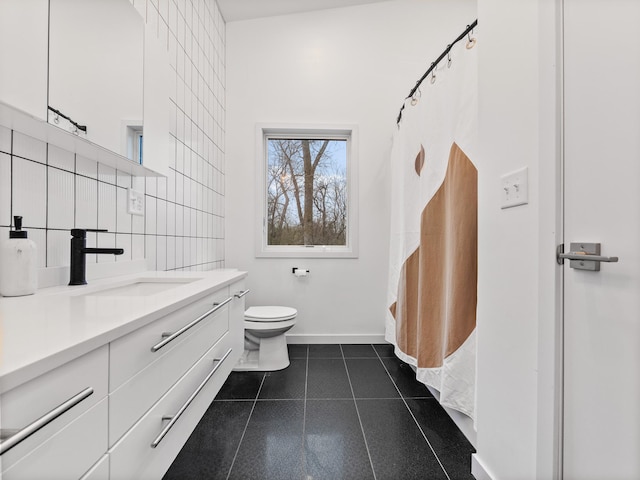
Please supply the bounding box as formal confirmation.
[124,122,143,164]
[255,123,359,258]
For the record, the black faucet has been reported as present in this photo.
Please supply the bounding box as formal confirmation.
[69,229,124,285]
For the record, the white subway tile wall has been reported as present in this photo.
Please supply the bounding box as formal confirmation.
[47,168,75,230]
[76,155,99,179]
[157,236,168,271]
[98,164,117,186]
[98,232,117,264]
[0,128,10,153]
[146,235,157,270]
[116,188,132,234]
[98,182,117,233]
[46,230,71,267]
[29,229,47,269]
[116,234,133,262]
[0,153,10,226]
[12,156,47,229]
[75,176,99,230]
[0,0,225,273]
[47,145,75,172]
[13,132,47,164]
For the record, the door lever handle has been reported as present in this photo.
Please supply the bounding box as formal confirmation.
[558,252,619,263]
[557,243,619,271]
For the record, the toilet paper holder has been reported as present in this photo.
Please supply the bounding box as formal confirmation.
[292,267,310,276]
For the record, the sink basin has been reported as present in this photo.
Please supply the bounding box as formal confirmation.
[79,277,201,297]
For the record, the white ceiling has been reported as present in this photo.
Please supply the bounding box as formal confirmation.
[217,0,394,22]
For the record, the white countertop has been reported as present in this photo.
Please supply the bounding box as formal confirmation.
[0,269,247,394]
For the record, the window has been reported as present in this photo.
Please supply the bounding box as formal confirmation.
[256,125,358,258]
[126,125,143,164]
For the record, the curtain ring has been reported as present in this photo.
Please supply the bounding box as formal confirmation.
[447,52,452,68]
[53,113,60,124]
[430,68,436,85]
[410,88,421,106]
[466,30,476,49]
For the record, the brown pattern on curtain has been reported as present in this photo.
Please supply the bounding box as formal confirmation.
[389,142,477,368]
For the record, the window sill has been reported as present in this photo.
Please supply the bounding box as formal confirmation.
[256,246,358,259]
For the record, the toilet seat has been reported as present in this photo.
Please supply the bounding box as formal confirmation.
[245,306,297,322]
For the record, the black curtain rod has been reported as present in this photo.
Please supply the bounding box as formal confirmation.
[48,106,87,133]
[396,19,478,125]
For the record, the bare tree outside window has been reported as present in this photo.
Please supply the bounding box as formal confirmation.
[266,138,347,246]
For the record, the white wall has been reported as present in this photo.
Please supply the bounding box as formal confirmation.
[474,0,559,479]
[225,0,478,342]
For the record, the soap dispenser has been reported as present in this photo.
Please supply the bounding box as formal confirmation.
[0,216,37,297]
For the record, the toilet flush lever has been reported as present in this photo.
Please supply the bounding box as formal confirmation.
[557,242,619,271]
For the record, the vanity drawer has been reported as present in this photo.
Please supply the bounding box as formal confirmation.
[0,345,108,471]
[2,397,108,480]
[80,454,109,480]
[109,287,232,392]
[108,298,229,444]
[110,336,238,480]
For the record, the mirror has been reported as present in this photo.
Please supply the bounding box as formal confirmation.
[48,0,144,162]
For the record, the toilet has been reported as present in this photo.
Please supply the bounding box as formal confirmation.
[234,306,297,371]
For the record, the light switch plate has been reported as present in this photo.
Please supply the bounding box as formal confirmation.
[501,167,528,209]
[127,188,145,216]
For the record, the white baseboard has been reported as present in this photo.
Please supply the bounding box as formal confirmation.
[286,333,387,344]
[472,454,494,480]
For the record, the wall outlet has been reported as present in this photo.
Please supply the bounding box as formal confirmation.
[127,188,145,216]
[501,167,529,209]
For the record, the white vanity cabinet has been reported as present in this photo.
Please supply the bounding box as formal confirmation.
[0,271,247,480]
[108,287,232,445]
[109,278,246,478]
[0,346,109,480]
[79,455,109,480]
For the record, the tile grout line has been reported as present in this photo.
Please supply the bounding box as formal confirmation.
[301,344,309,478]
[217,396,423,402]
[225,372,266,480]
[45,144,49,267]
[340,344,378,480]
[374,347,451,480]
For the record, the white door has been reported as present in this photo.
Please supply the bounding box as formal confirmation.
[562,1,640,478]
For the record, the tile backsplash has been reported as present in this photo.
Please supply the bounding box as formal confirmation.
[0,0,226,276]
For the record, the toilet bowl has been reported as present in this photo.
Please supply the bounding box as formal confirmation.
[234,306,297,371]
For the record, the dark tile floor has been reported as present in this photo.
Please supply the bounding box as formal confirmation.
[164,344,476,480]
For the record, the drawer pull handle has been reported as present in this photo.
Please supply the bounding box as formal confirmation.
[0,387,94,455]
[234,289,250,299]
[150,348,233,448]
[151,296,233,352]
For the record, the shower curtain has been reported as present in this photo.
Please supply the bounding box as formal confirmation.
[386,32,478,419]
